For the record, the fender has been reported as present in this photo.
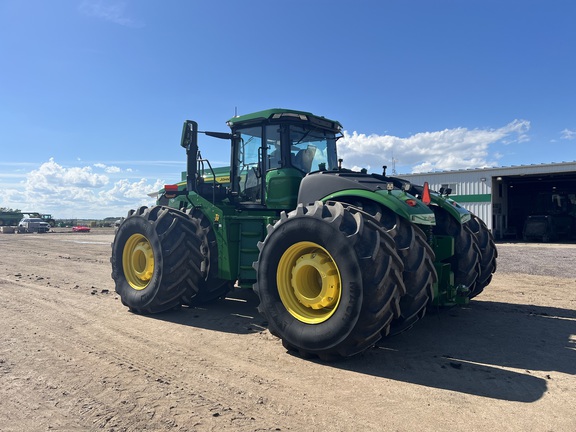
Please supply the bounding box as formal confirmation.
[429,193,471,224]
[298,171,437,225]
[322,189,436,226]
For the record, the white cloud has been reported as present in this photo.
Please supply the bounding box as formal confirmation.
[93,162,121,173]
[79,1,143,28]
[100,178,164,201]
[560,129,576,140]
[1,159,164,219]
[338,119,530,173]
[28,158,109,189]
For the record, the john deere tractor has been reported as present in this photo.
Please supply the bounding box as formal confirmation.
[111,108,497,360]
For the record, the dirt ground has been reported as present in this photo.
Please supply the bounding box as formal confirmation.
[1,228,575,432]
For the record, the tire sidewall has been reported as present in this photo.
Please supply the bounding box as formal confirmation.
[257,215,363,352]
[112,214,164,310]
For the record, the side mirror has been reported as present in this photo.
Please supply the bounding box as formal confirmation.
[181,120,198,149]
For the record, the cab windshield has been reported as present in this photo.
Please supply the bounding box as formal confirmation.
[232,122,339,202]
[288,125,338,173]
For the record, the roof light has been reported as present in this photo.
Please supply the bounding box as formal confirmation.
[386,182,394,191]
[272,113,308,121]
[403,182,411,192]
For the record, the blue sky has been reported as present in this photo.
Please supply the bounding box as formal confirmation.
[1,0,575,218]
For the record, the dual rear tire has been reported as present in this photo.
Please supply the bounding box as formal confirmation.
[111,206,203,314]
[111,206,236,313]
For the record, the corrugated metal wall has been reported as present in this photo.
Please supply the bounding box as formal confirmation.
[397,162,576,234]
[399,173,493,229]
[404,172,492,196]
[460,203,492,228]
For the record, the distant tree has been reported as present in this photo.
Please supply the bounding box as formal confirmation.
[0,207,21,212]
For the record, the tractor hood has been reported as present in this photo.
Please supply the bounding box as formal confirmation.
[298,170,436,225]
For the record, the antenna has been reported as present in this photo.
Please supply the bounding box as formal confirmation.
[234,106,238,117]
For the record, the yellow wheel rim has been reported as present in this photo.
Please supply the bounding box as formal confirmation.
[122,233,155,290]
[277,241,341,324]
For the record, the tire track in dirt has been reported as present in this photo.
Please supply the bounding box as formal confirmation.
[0,277,301,431]
[2,274,368,431]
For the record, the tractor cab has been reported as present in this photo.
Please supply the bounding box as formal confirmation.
[177,108,341,210]
[227,109,341,209]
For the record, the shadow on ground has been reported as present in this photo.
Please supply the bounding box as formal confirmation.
[342,300,575,402]
[147,291,575,402]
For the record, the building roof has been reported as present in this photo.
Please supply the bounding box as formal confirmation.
[399,161,576,178]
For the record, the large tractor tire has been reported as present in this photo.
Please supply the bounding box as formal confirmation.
[340,201,436,334]
[183,208,232,304]
[466,214,497,298]
[253,201,405,360]
[377,209,437,334]
[111,206,203,314]
[431,206,481,297]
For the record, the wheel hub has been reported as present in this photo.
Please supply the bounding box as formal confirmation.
[123,234,155,290]
[291,252,339,310]
[277,241,341,324]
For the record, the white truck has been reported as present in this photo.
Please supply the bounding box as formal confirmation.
[18,217,51,233]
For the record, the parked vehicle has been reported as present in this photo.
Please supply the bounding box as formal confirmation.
[111,108,497,360]
[1,211,55,227]
[26,212,56,227]
[72,225,91,232]
[523,214,575,242]
[0,211,24,226]
[18,218,51,233]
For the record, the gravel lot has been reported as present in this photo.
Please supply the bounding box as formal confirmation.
[496,241,576,277]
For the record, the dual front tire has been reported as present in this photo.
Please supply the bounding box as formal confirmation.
[466,214,498,298]
[254,201,405,360]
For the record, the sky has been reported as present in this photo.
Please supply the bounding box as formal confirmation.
[1,0,575,219]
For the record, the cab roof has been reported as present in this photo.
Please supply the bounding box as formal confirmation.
[226,108,342,131]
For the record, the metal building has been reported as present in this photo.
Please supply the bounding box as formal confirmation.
[398,161,576,240]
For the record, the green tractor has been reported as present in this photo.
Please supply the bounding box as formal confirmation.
[111,108,497,360]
